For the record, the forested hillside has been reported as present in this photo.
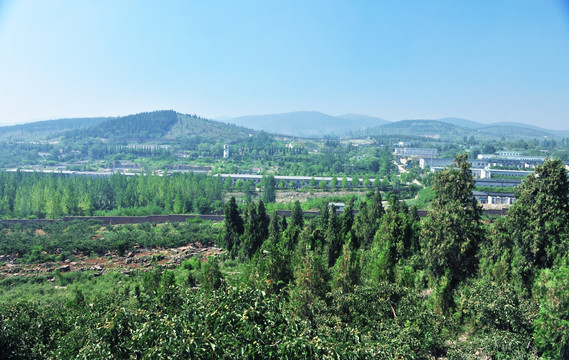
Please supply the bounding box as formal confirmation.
[1,155,568,358]
[0,117,109,142]
[63,110,251,143]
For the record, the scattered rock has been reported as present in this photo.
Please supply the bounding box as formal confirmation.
[58,264,71,272]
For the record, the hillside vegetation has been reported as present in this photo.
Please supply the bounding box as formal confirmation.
[0,117,109,142]
[1,156,569,358]
[61,110,251,144]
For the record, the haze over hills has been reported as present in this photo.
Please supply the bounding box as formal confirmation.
[0,117,109,142]
[2,110,568,143]
[222,111,569,139]
[220,111,389,137]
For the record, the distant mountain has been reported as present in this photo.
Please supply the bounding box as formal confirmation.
[487,121,567,137]
[0,117,109,141]
[222,111,389,137]
[369,120,472,138]
[4,110,567,144]
[476,125,552,138]
[364,118,568,140]
[336,114,390,125]
[437,118,569,138]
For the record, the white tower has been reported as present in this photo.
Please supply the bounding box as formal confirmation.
[223,145,229,158]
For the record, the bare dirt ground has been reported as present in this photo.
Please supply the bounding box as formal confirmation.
[0,243,223,279]
[275,190,369,204]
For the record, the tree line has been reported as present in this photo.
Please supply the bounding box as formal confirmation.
[0,171,225,219]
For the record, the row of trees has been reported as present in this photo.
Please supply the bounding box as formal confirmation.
[0,171,224,218]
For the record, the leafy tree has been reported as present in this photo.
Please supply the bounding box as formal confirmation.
[351,176,359,187]
[330,176,338,190]
[363,175,371,188]
[224,176,232,190]
[309,177,316,188]
[262,175,277,203]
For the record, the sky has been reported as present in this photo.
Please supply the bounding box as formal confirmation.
[0,0,568,129]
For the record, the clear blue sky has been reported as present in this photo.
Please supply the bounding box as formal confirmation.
[1,0,568,129]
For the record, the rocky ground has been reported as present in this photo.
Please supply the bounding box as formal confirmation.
[0,242,223,280]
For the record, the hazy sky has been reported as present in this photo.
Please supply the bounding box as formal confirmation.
[1,1,568,129]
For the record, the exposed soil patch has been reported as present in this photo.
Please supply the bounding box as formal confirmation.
[0,243,223,279]
[275,190,369,204]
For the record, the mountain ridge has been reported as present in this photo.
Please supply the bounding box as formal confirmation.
[2,110,567,141]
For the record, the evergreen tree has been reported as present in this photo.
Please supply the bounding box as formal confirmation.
[507,158,569,292]
[327,206,343,267]
[367,195,413,283]
[341,196,355,238]
[285,201,304,252]
[257,200,269,242]
[333,239,361,293]
[368,189,385,221]
[289,200,304,229]
[291,246,331,323]
[319,202,330,230]
[353,190,385,249]
[421,153,483,312]
[268,211,281,243]
[241,202,260,259]
[223,197,244,258]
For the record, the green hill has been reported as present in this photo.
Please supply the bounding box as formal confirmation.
[64,110,252,143]
[0,117,109,142]
[164,113,251,143]
[368,119,564,140]
[476,125,552,138]
[369,120,472,139]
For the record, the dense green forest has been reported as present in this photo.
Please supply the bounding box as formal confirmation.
[1,155,568,358]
